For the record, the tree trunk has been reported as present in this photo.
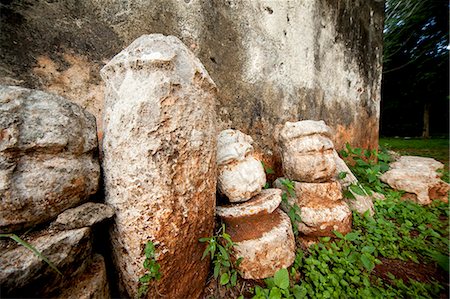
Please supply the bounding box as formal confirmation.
[422,102,430,139]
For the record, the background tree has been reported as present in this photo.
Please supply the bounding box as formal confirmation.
[381,0,449,138]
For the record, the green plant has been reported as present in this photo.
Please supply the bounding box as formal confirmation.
[200,224,242,288]
[252,190,447,298]
[137,241,161,299]
[262,162,275,189]
[0,233,62,275]
[339,143,393,196]
[253,268,303,299]
[279,179,302,236]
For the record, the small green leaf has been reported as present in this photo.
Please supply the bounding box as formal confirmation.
[213,263,221,279]
[349,184,366,196]
[360,254,375,272]
[333,231,344,239]
[231,271,237,286]
[269,287,282,299]
[273,268,289,289]
[338,171,348,179]
[218,245,229,260]
[344,232,359,242]
[219,272,230,285]
[2,234,62,275]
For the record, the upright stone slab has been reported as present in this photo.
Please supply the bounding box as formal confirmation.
[101,34,217,298]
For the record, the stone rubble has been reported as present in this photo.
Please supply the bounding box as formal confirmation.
[380,156,449,205]
[0,86,111,298]
[275,120,353,242]
[0,85,100,233]
[215,129,295,279]
[101,34,217,299]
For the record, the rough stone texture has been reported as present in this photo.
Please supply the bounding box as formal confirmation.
[57,254,110,299]
[101,34,217,299]
[223,208,295,280]
[298,200,352,237]
[216,188,281,219]
[0,227,92,297]
[0,85,99,233]
[333,150,374,215]
[0,0,384,170]
[275,179,342,204]
[276,120,337,182]
[50,202,115,231]
[217,129,266,202]
[380,156,449,205]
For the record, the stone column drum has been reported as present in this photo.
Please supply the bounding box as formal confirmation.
[216,189,295,279]
[101,34,217,298]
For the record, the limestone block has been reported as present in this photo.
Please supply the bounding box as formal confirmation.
[50,202,115,231]
[274,178,342,206]
[380,156,449,205]
[57,254,110,299]
[276,120,336,182]
[333,150,374,216]
[299,200,352,237]
[222,208,295,280]
[0,227,92,297]
[217,129,266,202]
[0,85,99,233]
[216,188,282,219]
[101,34,217,299]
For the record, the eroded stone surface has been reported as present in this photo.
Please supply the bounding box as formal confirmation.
[217,129,266,202]
[380,156,449,205]
[57,254,110,299]
[216,188,281,219]
[274,178,342,205]
[0,85,99,233]
[50,202,115,231]
[101,34,217,299]
[1,1,383,169]
[0,227,92,297]
[276,121,336,182]
[333,150,374,216]
[224,209,295,280]
[298,200,352,237]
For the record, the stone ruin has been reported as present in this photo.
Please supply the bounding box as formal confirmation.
[0,85,113,297]
[1,32,447,298]
[274,121,352,245]
[215,129,295,279]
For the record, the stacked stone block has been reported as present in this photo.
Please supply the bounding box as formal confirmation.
[275,120,352,242]
[215,129,295,279]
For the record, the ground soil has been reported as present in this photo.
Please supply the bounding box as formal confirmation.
[373,257,449,298]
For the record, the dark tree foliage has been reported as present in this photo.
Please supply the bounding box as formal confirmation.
[381,0,449,137]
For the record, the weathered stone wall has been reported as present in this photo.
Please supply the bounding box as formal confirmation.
[0,0,384,169]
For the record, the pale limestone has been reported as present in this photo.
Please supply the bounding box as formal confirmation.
[0,85,99,233]
[380,156,449,205]
[101,34,217,299]
[276,120,336,182]
[50,202,115,231]
[217,129,266,202]
[0,228,92,297]
[216,188,282,219]
[229,209,295,280]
